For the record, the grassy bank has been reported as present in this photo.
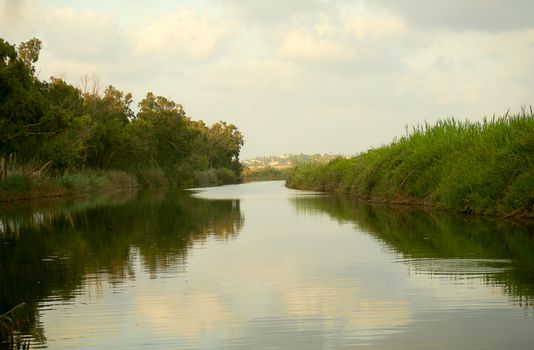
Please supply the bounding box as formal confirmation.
[0,166,241,202]
[286,111,534,218]
[242,167,289,182]
[0,170,140,202]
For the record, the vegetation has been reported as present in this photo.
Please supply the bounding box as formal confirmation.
[287,111,534,218]
[242,166,289,182]
[242,154,337,182]
[1,303,29,350]
[243,153,337,169]
[0,37,244,200]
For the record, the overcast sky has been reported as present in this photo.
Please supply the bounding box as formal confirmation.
[1,0,533,158]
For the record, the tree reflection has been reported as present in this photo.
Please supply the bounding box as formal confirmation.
[291,194,534,306]
[0,189,243,346]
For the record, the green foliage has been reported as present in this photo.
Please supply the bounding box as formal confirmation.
[17,38,41,75]
[287,112,534,217]
[55,173,109,191]
[243,166,288,182]
[0,175,32,193]
[0,36,245,195]
[215,167,239,184]
[193,169,219,187]
[192,168,240,187]
[135,168,168,188]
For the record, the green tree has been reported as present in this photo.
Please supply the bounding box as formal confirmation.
[0,38,47,161]
[17,38,42,76]
[37,78,93,169]
[206,121,244,174]
[82,85,132,169]
[137,93,192,170]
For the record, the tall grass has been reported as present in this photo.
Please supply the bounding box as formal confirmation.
[0,303,30,350]
[0,169,139,202]
[286,110,534,217]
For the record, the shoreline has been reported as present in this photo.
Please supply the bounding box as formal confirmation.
[287,183,534,221]
[286,113,534,221]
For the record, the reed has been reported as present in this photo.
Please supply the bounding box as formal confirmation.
[286,110,534,217]
[0,303,30,350]
[0,168,140,202]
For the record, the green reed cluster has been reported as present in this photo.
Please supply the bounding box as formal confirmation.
[287,110,534,217]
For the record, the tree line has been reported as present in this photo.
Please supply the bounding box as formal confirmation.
[0,37,244,187]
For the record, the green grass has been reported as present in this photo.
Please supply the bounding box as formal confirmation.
[243,167,288,182]
[0,170,140,202]
[286,111,534,217]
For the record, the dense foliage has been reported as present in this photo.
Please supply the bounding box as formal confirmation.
[287,112,534,217]
[242,166,288,182]
[0,37,243,189]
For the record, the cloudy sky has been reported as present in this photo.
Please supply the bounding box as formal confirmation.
[1,0,533,158]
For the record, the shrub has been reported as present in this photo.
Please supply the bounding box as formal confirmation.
[0,174,32,192]
[215,168,239,185]
[56,173,109,191]
[193,169,219,187]
[136,168,168,188]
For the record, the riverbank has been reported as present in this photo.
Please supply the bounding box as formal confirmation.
[0,170,142,202]
[286,111,534,218]
[0,167,240,202]
[242,167,289,182]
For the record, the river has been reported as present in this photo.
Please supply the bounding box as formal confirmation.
[1,181,533,349]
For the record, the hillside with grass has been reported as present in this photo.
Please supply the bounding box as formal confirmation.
[286,111,534,218]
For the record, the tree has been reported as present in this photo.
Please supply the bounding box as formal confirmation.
[82,85,133,169]
[206,121,244,173]
[17,38,42,76]
[37,78,93,169]
[137,93,192,169]
[0,38,47,161]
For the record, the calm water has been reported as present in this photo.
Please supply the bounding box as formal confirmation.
[1,181,534,349]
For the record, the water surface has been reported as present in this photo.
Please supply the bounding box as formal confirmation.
[1,181,533,349]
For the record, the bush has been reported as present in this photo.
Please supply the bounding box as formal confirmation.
[56,173,109,191]
[104,170,139,189]
[193,169,219,187]
[243,167,287,182]
[215,168,239,185]
[136,168,168,188]
[0,174,32,192]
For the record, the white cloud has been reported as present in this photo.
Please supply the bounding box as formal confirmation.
[396,29,534,113]
[278,28,356,61]
[42,8,126,62]
[370,0,534,31]
[344,16,406,42]
[277,14,406,62]
[0,0,35,25]
[131,10,236,61]
[218,0,325,24]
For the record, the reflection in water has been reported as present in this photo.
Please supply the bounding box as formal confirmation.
[291,194,534,307]
[0,189,243,347]
[1,182,534,349]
